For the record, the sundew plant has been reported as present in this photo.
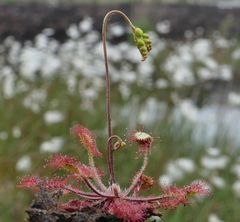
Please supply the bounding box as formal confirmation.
[18,10,210,222]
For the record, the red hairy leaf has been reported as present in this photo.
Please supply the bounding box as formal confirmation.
[47,154,77,170]
[157,195,188,209]
[60,200,94,212]
[159,185,188,209]
[46,154,104,178]
[107,199,151,222]
[75,163,104,178]
[18,176,41,188]
[43,177,67,190]
[71,125,102,157]
[184,180,211,196]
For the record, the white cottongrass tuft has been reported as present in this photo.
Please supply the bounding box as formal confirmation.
[219,65,232,81]
[201,155,229,170]
[79,17,93,33]
[232,48,240,60]
[231,164,240,178]
[0,131,8,140]
[158,174,173,188]
[165,162,185,181]
[67,24,80,39]
[210,175,226,189]
[19,46,44,80]
[192,39,212,61]
[148,215,162,222]
[23,89,47,113]
[12,126,21,138]
[40,137,64,153]
[206,147,221,157]
[16,155,32,172]
[228,92,240,106]
[44,110,64,125]
[2,72,16,99]
[178,100,199,122]
[139,98,166,125]
[232,180,240,198]
[208,213,224,222]
[156,20,171,34]
[159,157,196,187]
[109,24,125,37]
[175,158,196,173]
[156,79,169,89]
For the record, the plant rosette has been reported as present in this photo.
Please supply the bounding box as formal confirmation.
[18,10,210,222]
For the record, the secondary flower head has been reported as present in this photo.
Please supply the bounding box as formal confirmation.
[113,139,126,151]
[139,175,154,190]
[129,130,153,153]
[71,124,102,157]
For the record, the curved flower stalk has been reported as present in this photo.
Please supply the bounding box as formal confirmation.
[102,10,152,184]
[19,10,210,222]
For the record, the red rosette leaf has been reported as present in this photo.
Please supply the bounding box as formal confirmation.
[60,200,94,212]
[46,154,77,170]
[71,124,102,157]
[184,180,211,196]
[43,177,67,190]
[158,185,188,209]
[107,199,151,222]
[75,163,105,178]
[17,176,41,189]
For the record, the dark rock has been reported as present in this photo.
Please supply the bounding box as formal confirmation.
[0,3,240,42]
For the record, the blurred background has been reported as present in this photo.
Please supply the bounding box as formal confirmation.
[1,0,240,221]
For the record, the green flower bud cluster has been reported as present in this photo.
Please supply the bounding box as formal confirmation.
[133,27,152,61]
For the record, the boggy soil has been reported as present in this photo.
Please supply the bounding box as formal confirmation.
[26,189,122,222]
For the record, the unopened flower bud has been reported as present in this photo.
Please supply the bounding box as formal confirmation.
[113,140,126,151]
[144,39,151,45]
[132,27,152,61]
[134,27,143,38]
[140,46,148,54]
[142,33,149,39]
[137,39,145,48]
[140,46,148,60]
[139,175,154,190]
